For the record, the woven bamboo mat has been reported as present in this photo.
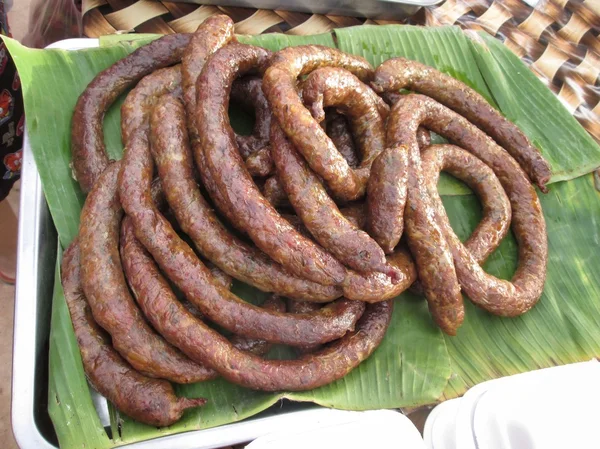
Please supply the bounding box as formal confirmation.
[82,0,600,143]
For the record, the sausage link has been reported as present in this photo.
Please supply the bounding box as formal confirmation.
[150,94,342,301]
[120,99,361,347]
[372,58,552,191]
[120,218,288,363]
[118,217,219,381]
[391,95,547,316]
[421,144,511,264]
[263,46,373,202]
[71,33,192,193]
[231,77,272,159]
[79,163,211,383]
[367,146,409,254]
[386,100,464,335]
[181,15,239,227]
[85,228,391,391]
[302,67,387,169]
[61,242,206,426]
[196,42,347,286]
[115,226,389,391]
[270,121,395,278]
[389,94,547,320]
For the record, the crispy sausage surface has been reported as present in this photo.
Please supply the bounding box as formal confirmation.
[71,33,192,192]
[121,94,357,347]
[97,230,391,391]
[372,58,552,191]
[386,100,464,335]
[61,242,206,426]
[270,121,394,277]
[303,67,388,168]
[196,42,347,286]
[151,94,342,301]
[79,163,210,383]
[367,146,409,254]
[263,46,374,202]
[181,15,239,225]
[389,94,547,318]
[422,145,512,264]
[120,218,288,361]
[80,243,390,391]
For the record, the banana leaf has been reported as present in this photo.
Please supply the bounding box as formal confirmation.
[5,23,600,448]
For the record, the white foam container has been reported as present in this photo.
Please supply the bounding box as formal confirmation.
[423,359,600,449]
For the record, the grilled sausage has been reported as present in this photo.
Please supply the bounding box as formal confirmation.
[79,163,212,383]
[71,33,192,192]
[120,218,288,361]
[181,15,239,226]
[389,94,547,321]
[77,239,391,392]
[61,242,206,426]
[150,94,342,301]
[119,92,362,348]
[421,144,512,262]
[386,99,464,335]
[367,146,409,254]
[372,58,552,192]
[195,42,348,286]
[263,46,373,202]
[270,121,395,278]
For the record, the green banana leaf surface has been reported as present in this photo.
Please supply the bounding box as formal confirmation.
[4,24,600,448]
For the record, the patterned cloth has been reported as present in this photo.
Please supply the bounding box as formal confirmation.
[0,0,23,201]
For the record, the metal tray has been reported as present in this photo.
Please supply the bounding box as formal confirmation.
[179,0,442,20]
[10,38,363,449]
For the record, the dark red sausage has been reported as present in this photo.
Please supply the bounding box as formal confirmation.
[389,94,547,321]
[263,46,374,202]
[302,67,388,170]
[421,145,511,264]
[119,94,362,347]
[386,99,464,336]
[71,33,192,192]
[367,146,409,254]
[150,94,342,301]
[270,121,395,278]
[181,15,239,226]
[79,163,211,383]
[372,58,552,192]
[61,242,206,426]
[392,96,547,316]
[103,228,392,391]
[120,218,288,361]
[196,42,348,286]
[77,241,391,391]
